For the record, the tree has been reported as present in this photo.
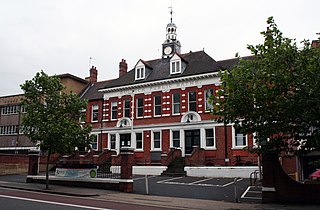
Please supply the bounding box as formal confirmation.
[20,71,93,190]
[213,17,320,155]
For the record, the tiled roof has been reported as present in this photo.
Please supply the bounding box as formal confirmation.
[56,73,89,84]
[217,56,254,70]
[80,79,115,100]
[100,50,223,90]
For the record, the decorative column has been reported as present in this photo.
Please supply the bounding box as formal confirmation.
[28,152,40,175]
[119,147,134,192]
[261,152,277,203]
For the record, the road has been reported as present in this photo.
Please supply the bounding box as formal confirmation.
[133,175,257,202]
[0,187,171,210]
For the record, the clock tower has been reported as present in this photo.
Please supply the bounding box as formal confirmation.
[162,8,181,58]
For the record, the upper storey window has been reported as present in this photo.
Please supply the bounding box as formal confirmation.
[136,67,145,80]
[170,54,181,75]
[135,60,145,80]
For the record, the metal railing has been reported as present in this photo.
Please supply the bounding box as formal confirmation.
[250,170,260,186]
[96,159,121,179]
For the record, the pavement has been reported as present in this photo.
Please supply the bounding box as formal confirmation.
[1,175,320,210]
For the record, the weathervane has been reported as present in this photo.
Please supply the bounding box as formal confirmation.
[169,6,173,23]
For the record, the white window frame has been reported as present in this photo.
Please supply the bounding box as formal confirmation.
[91,105,99,122]
[172,93,180,115]
[135,66,145,80]
[91,135,98,151]
[123,99,131,118]
[135,132,144,151]
[154,95,162,117]
[232,126,248,149]
[111,101,118,120]
[205,89,214,112]
[1,105,20,115]
[80,109,86,123]
[151,131,162,151]
[109,133,117,150]
[205,127,216,149]
[170,129,181,148]
[188,91,197,112]
[170,59,181,74]
[136,97,144,118]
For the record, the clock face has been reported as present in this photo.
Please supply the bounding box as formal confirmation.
[164,46,172,55]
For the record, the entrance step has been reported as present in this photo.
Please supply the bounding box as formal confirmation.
[161,157,186,177]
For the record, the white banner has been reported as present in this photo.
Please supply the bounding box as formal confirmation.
[55,168,97,178]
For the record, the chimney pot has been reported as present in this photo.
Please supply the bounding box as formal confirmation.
[86,66,98,83]
[119,59,128,77]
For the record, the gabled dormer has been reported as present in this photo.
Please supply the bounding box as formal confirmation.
[135,59,153,81]
[170,53,187,75]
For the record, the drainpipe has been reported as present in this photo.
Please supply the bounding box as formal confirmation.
[224,122,228,166]
[131,90,134,147]
[100,100,103,151]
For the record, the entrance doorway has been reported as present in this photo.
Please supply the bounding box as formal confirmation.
[120,134,131,148]
[185,129,200,154]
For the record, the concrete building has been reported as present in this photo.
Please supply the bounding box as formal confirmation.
[0,74,89,154]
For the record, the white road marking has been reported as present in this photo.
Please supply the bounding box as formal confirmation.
[157,177,243,187]
[156,176,183,183]
[188,178,213,185]
[133,175,157,181]
[222,178,243,187]
[241,186,263,200]
[241,186,252,198]
[0,194,113,210]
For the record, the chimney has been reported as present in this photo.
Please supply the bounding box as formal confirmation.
[119,59,128,77]
[311,40,319,48]
[86,66,98,83]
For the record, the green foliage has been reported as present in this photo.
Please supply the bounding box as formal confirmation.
[20,70,93,155]
[213,17,320,155]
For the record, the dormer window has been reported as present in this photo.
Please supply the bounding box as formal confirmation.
[171,60,181,74]
[135,66,145,80]
[135,60,150,80]
[170,54,183,75]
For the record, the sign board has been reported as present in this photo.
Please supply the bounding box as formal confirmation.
[55,168,97,178]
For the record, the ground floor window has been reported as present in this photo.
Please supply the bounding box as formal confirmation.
[136,132,143,149]
[91,135,98,150]
[234,127,247,148]
[110,134,116,149]
[205,128,215,147]
[172,130,180,147]
[153,131,161,150]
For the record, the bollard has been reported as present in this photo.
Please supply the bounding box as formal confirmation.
[145,174,149,195]
[234,177,239,202]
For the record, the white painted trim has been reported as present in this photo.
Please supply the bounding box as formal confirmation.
[135,61,145,80]
[170,129,181,148]
[134,131,144,151]
[91,104,99,123]
[185,166,259,178]
[170,55,182,75]
[101,73,220,98]
[0,146,39,151]
[232,126,248,149]
[151,130,162,151]
[133,166,167,176]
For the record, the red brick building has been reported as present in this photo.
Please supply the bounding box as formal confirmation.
[81,18,257,166]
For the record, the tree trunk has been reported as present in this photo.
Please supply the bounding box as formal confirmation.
[45,150,51,190]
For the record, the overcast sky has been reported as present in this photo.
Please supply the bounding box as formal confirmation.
[0,0,319,96]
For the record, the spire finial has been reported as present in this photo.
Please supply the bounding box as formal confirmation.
[169,6,173,23]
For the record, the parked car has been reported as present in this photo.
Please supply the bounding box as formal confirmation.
[309,169,320,180]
